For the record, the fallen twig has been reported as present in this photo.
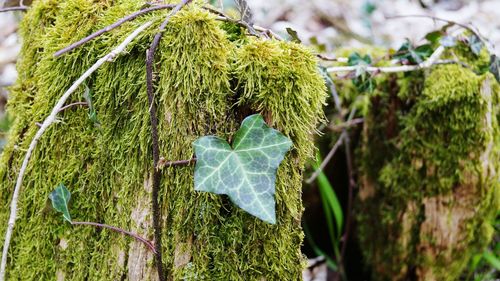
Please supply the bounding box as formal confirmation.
[54,4,175,57]
[0,20,153,281]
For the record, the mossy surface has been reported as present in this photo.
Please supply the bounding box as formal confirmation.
[0,0,327,280]
[353,58,500,280]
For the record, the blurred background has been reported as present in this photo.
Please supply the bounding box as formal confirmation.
[1,0,499,280]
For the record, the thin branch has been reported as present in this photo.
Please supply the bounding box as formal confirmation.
[145,1,192,280]
[317,54,349,63]
[328,118,364,132]
[327,29,468,74]
[385,14,495,55]
[0,6,28,12]
[54,4,175,57]
[204,6,279,39]
[157,157,196,170]
[58,101,89,113]
[0,21,153,281]
[340,132,355,261]
[305,132,346,184]
[72,221,156,254]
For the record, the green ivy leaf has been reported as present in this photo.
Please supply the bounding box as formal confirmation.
[425,30,443,45]
[348,52,375,92]
[468,34,483,56]
[393,40,432,64]
[49,183,72,223]
[490,55,500,83]
[286,27,301,43]
[193,114,292,224]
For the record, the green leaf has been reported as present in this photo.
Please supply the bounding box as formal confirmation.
[83,84,99,125]
[286,27,301,44]
[193,114,292,224]
[468,34,483,56]
[483,251,500,270]
[425,30,443,45]
[489,55,500,83]
[393,40,432,64]
[347,52,372,67]
[49,183,72,223]
[314,155,343,239]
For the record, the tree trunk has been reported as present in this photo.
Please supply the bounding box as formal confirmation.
[0,0,326,280]
[357,64,499,280]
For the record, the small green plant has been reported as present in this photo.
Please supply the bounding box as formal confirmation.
[305,153,344,275]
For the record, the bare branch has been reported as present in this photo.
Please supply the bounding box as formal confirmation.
[0,6,27,12]
[305,132,346,184]
[0,21,153,281]
[54,4,175,57]
[157,157,196,170]
[328,118,364,132]
[58,101,88,113]
[145,1,193,280]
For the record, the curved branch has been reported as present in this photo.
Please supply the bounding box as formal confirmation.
[72,221,156,254]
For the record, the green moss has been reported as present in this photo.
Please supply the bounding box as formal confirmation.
[354,62,499,279]
[0,0,327,280]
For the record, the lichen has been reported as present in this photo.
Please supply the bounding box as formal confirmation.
[0,0,327,280]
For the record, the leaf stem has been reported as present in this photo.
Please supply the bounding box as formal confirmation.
[71,221,156,254]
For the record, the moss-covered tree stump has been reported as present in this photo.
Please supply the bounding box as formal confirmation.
[355,58,499,280]
[0,0,326,279]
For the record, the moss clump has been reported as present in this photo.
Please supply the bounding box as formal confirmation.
[0,0,326,280]
[356,61,499,280]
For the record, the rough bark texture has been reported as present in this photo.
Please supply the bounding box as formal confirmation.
[0,0,326,280]
[352,49,500,280]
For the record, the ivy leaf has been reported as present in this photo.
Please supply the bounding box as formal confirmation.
[425,30,443,45]
[49,183,72,223]
[393,40,432,64]
[467,34,483,56]
[490,55,500,83]
[286,27,301,43]
[193,114,292,224]
[348,52,376,92]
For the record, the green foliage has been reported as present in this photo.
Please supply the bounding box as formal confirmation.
[49,183,72,223]
[393,40,433,64]
[348,52,376,92]
[193,114,292,224]
[467,34,484,56]
[0,0,327,279]
[286,27,301,43]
